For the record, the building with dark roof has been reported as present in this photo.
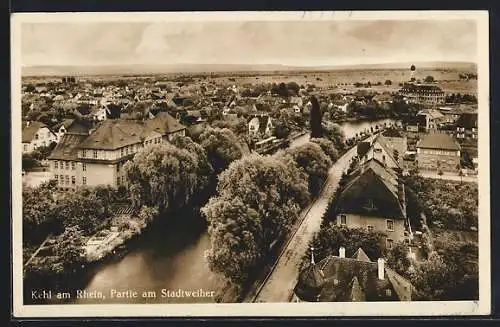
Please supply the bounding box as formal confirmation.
[416,133,461,172]
[47,115,186,190]
[455,112,478,139]
[293,247,415,302]
[22,121,57,154]
[399,83,445,105]
[334,158,410,247]
[357,135,403,171]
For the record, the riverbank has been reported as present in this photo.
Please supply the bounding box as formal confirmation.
[27,119,395,305]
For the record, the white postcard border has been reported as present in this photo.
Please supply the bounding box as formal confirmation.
[11,10,491,317]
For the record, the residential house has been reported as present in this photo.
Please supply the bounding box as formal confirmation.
[334,158,409,247]
[22,121,58,154]
[416,109,446,131]
[381,128,408,165]
[293,247,415,302]
[48,115,185,190]
[455,112,478,139]
[399,83,445,105]
[404,115,426,133]
[415,133,461,172]
[248,114,273,138]
[357,135,402,171]
[47,120,93,191]
[75,120,163,188]
[53,118,75,143]
[146,112,187,141]
[49,120,162,190]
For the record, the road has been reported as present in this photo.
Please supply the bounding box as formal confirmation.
[289,132,310,149]
[251,135,375,303]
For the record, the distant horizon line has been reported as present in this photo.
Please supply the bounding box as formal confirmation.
[22,59,477,68]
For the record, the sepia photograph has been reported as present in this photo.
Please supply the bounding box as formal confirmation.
[11,11,490,317]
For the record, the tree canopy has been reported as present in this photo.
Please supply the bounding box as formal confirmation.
[202,153,310,284]
[199,127,244,174]
[309,96,323,138]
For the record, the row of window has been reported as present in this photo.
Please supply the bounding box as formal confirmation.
[421,149,458,156]
[33,132,53,140]
[338,215,394,231]
[144,137,161,147]
[54,175,86,185]
[82,149,99,159]
[53,161,87,171]
[54,161,76,170]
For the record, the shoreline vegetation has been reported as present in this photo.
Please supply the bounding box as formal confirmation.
[23,106,394,302]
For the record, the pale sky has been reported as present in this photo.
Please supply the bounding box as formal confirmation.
[21,19,478,67]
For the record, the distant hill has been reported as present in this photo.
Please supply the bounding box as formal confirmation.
[21,61,477,77]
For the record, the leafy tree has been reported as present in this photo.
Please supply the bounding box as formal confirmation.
[310,138,339,162]
[309,96,323,138]
[25,84,36,93]
[52,226,86,272]
[322,121,346,151]
[286,82,300,95]
[424,75,435,83]
[203,153,310,284]
[384,80,392,86]
[22,154,40,171]
[124,143,200,213]
[22,181,59,244]
[202,197,263,284]
[170,134,214,191]
[283,142,332,196]
[56,191,108,235]
[199,127,244,174]
[273,119,291,139]
[305,224,384,267]
[386,242,412,277]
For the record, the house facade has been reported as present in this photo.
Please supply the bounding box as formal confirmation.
[416,133,461,172]
[22,121,58,154]
[248,114,273,137]
[48,114,186,190]
[455,112,478,139]
[416,109,446,131]
[334,159,409,247]
[357,135,402,171]
[399,83,445,105]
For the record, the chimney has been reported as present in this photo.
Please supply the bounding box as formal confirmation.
[377,258,385,280]
[339,246,345,258]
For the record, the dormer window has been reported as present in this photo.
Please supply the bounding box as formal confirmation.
[363,199,377,211]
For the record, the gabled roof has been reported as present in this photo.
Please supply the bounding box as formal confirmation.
[22,122,52,143]
[145,112,186,136]
[418,109,444,119]
[53,119,75,131]
[295,249,414,302]
[48,133,88,161]
[66,119,93,135]
[79,120,148,150]
[456,112,478,129]
[339,159,404,219]
[416,133,461,151]
[352,248,371,262]
[367,134,401,168]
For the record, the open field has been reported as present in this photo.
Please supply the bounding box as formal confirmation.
[22,65,478,96]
